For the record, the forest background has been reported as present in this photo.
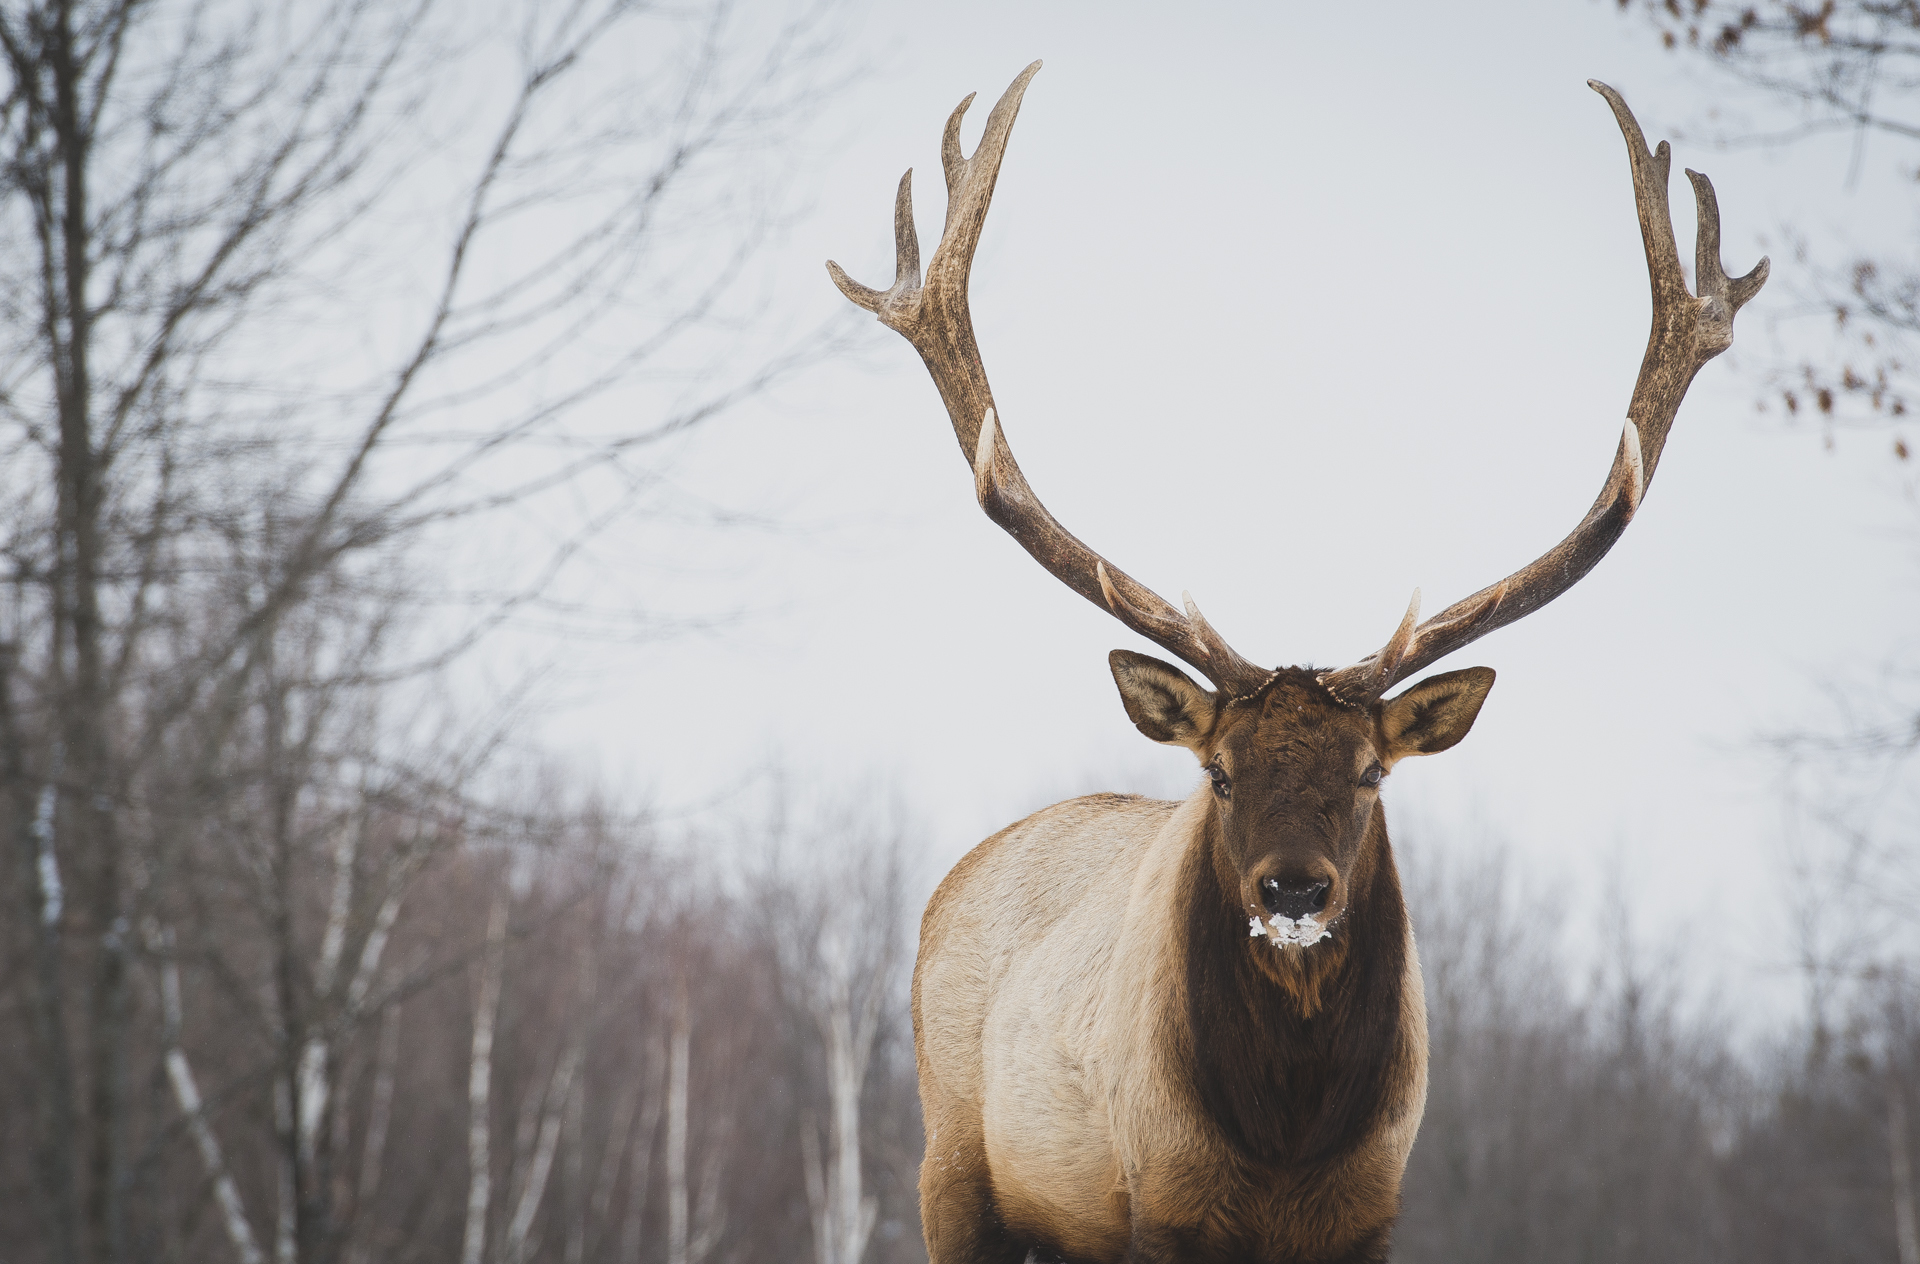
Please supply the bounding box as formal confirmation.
[0,0,1914,1262]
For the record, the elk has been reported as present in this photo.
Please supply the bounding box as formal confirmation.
[828,63,1765,1264]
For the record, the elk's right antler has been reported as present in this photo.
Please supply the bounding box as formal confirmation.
[826,62,1277,698]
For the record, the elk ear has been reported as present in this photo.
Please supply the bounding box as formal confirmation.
[1109,650,1219,748]
[1379,666,1495,761]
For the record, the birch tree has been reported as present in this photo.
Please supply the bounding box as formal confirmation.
[773,831,905,1264]
[461,881,511,1264]
[0,1,850,1260]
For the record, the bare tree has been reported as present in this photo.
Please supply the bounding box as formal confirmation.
[1605,37,1920,1245]
[152,921,266,1264]
[775,834,905,1264]
[1893,1065,1920,1264]
[462,876,511,1264]
[0,1,852,1261]
[1617,0,1919,453]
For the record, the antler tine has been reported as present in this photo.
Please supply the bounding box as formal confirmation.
[940,92,977,239]
[1590,81,1684,311]
[1687,168,1771,319]
[1322,82,1769,705]
[1182,591,1254,675]
[927,60,1042,298]
[1320,589,1426,706]
[827,169,921,313]
[828,64,1273,697]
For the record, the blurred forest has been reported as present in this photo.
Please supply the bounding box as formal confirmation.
[0,0,1914,1262]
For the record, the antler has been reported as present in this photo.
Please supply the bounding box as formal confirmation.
[825,62,1275,698]
[1317,81,1769,706]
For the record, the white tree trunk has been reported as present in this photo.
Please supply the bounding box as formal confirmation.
[502,1038,585,1264]
[344,853,419,1017]
[273,1078,296,1264]
[1893,1078,1920,1264]
[830,986,879,1264]
[802,927,880,1264]
[156,931,264,1264]
[462,886,511,1264]
[346,996,402,1264]
[689,1147,726,1264]
[666,983,691,1264]
[297,824,361,1176]
[32,752,61,925]
[661,980,725,1263]
[618,1036,666,1264]
[563,1066,586,1264]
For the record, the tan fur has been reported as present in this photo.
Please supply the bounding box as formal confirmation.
[908,663,1495,1263]
[915,787,1428,1263]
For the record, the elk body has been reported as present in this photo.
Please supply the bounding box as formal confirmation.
[828,64,1765,1264]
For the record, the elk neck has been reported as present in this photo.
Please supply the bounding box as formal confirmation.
[1180,802,1410,1170]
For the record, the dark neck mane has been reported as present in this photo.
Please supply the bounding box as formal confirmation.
[1180,817,1409,1168]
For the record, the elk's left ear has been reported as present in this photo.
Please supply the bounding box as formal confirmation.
[1379,666,1495,761]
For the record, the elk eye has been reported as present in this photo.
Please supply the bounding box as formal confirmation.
[1360,762,1384,788]
[1206,761,1230,799]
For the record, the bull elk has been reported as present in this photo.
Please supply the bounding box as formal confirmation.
[828,63,1764,1264]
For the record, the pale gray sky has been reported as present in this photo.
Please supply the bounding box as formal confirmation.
[499,0,1917,1011]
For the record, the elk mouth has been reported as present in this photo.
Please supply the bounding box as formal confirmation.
[1248,910,1336,949]
[1246,874,1338,949]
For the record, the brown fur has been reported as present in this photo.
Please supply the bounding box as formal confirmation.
[913,666,1492,1264]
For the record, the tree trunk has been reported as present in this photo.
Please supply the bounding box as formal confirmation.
[666,978,691,1264]
[1893,1078,1920,1264]
[1,650,79,1264]
[157,927,265,1264]
[462,885,510,1264]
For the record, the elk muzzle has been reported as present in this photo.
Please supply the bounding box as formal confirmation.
[1261,876,1330,921]
[1245,859,1342,949]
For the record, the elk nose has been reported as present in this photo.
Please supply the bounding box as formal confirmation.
[1261,876,1330,920]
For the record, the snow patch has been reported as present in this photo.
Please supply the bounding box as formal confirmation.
[1247,911,1333,949]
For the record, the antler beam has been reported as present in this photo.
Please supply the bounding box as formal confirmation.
[1318,80,1769,705]
[826,62,1276,698]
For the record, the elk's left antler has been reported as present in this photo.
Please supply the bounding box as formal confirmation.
[1318,81,1768,704]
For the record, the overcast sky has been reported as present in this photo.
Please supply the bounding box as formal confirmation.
[493,0,1918,1013]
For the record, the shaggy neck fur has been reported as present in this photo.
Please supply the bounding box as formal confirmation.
[1181,809,1409,1169]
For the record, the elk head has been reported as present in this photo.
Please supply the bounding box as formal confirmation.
[828,64,1765,960]
[1110,652,1492,957]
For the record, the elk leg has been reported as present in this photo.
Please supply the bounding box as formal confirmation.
[1123,1220,1392,1264]
[918,1118,1025,1264]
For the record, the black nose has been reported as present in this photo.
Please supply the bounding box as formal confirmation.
[1261,877,1330,920]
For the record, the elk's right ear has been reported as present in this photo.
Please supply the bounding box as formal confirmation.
[1109,650,1219,748]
